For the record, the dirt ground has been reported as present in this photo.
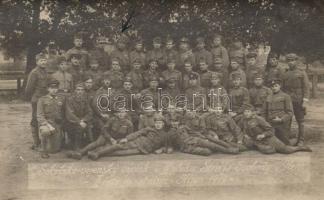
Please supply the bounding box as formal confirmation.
[0,90,324,200]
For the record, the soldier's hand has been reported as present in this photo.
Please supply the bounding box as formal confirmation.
[119,138,128,144]
[256,134,265,141]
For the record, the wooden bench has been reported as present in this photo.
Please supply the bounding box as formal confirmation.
[0,71,25,94]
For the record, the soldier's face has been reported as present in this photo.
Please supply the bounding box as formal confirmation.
[48,87,58,95]
[213,63,222,70]
[154,120,164,130]
[71,58,80,66]
[170,120,180,128]
[243,110,253,118]
[189,79,197,86]
[123,82,132,91]
[199,62,208,71]
[269,57,278,66]
[230,62,239,70]
[75,86,85,96]
[149,81,158,88]
[90,63,99,70]
[85,79,93,89]
[59,62,69,71]
[133,63,141,70]
[233,79,241,87]
[112,61,121,71]
[37,58,47,68]
[74,39,83,47]
[135,43,143,51]
[167,62,175,70]
[103,79,111,87]
[254,78,263,87]
[149,61,158,70]
[168,82,176,89]
[184,65,192,72]
[197,43,205,49]
[116,111,127,119]
[214,107,223,115]
[179,43,188,51]
[166,42,173,49]
[213,38,221,46]
[271,84,281,93]
[153,42,161,49]
[211,79,220,86]
[287,60,297,68]
[247,58,256,66]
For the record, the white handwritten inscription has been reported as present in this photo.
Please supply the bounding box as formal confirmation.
[28,156,311,190]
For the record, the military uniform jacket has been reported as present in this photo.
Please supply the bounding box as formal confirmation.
[229,48,246,67]
[282,68,310,102]
[194,49,213,67]
[185,85,207,111]
[262,90,293,123]
[89,48,110,70]
[66,93,93,124]
[146,49,166,67]
[164,48,179,65]
[51,70,73,92]
[126,127,168,154]
[210,45,230,68]
[104,116,133,140]
[140,88,160,108]
[239,115,274,141]
[178,49,196,68]
[249,86,272,109]
[265,66,285,86]
[106,69,124,89]
[129,50,146,67]
[91,87,115,119]
[138,114,155,130]
[161,69,182,88]
[229,86,250,113]
[65,47,89,70]
[37,94,64,126]
[25,67,48,103]
[127,69,144,91]
[207,85,229,109]
[69,65,84,87]
[182,71,200,89]
[229,68,247,88]
[110,48,130,71]
[199,70,213,89]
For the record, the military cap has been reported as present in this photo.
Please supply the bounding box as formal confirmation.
[268,52,279,59]
[165,37,174,43]
[211,72,221,80]
[286,53,298,61]
[167,77,177,84]
[213,33,222,39]
[89,59,99,65]
[213,57,223,64]
[153,113,165,122]
[132,58,141,64]
[269,78,282,86]
[246,52,258,59]
[75,82,85,89]
[242,103,255,111]
[169,112,181,121]
[56,56,67,64]
[180,37,189,43]
[196,37,205,44]
[149,76,159,82]
[74,33,83,40]
[148,57,158,64]
[153,37,162,44]
[124,76,133,84]
[83,74,93,82]
[102,71,111,79]
[232,72,242,80]
[254,73,264,79]
[167,57,176,64]
[111,57,120,63]
[69,53,82,60]
[184,59,192,65]
[36,53,47,60]
[230,57,241,63]
[188,73,199,80]
[134,37,143,44]
[47,78,60,88]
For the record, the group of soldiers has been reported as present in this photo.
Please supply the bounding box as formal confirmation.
[25,33,312,159]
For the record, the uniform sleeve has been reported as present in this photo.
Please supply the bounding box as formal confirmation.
[36,98,47,126]
[221,47,230,68]
[82,103,93,122]
[25,71,37,99]
[257,116,274,137]
[65,98,82,124]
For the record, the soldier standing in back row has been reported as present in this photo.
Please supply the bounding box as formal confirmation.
[65,33,89,71]
[282,53,310,146]
[25,53,49,150]
[210,34,229,68]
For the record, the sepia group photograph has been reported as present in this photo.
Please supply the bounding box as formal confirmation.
[0,0,324,199]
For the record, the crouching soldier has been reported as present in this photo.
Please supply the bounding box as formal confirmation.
[170,113,239,156]
[239,104,311,154]
[65,83,93,150]
[87,114,168,160]
[202,106,246,151]
[66,108,133,160]
[37,79,64,158]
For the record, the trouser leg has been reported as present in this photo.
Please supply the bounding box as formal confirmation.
[293,102,306,144]
[79,135,107,155]
[31,102,40,147]
[197,139,239,154]
[268,136,308,154]
[109,149,142,156]
[273,124,291,145]
[96,144,123,157]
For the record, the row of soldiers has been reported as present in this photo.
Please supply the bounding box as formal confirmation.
[25,33,311,159]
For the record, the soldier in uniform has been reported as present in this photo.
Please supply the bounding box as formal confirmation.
[246,52,265,88]
[68,54,84,87]
[87,114,169,160]
[207,72,229,110]
[282,53,310,146]
[228,58,247,88]
[129,38,146,67]
[37,79,65,158]
[138,105,157,130]
[164,37,179,67]
[84,59,103,90]
[25,53,49,150]
[146,37,166,70]
[228,74,250,122]
[143,58,161,88]
[65,33,89,71]
[182,60,200,90]
[161,57,182,89]
[264,52,285,87]
[51,56,73,95]
[210,57,229,89]
[140,76,160,109]
[110,35,130,72]
[194,37,213,70]
[88,36,110,71]
[185,73,207,111]
[65,83,93,150]
[178,37,196,70]
[210,34,229,68]
[162,78,183,109]
[127,58,145,92]
[83,76,96,106]
[228,39,246,69]
[239,104,311,154]
[249,73,272,115]
[105,58,124,90]
[198,58,213,89]
[66,108,134,160]
[263,79,294,145]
